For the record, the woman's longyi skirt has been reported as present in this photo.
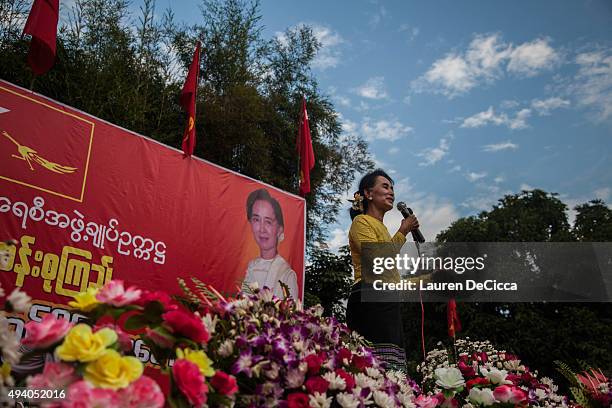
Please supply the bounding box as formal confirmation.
[346,281,407,373]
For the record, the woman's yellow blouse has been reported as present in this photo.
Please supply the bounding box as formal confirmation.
[348,214,406,282]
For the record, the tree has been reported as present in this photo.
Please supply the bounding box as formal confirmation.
[573,199,612,241]
[304,246,353,321]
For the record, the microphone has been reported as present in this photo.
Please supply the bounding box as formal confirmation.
[397,202,425,243]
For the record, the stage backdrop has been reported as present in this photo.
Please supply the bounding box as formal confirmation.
[0,79,306,321]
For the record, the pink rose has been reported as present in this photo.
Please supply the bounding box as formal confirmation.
[27,362,78,389]
[96,280,142,306]
[173,359,208,407]
[162,309,209,343]
[119,375,164,408]
[305,376,329,394]
[210,371,238,396]
[22,314,73,349]
[63,380,121,408]
[415,395,440,408]
[493,385,527,404]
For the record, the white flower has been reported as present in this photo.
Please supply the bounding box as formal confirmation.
[468,388,496,406]
[535,388,548,399]
[373,390,395,407]
[323,371,346,391]
[503,359,521,371]
[201,313,218,335]
[480,367,512,385]
[259,287,274,302]
[397,392,417,408]
[309,392,332,408]
[354,373,377,389]
[0,316,21,365]
[218,339,234,357]
[247,281,259,291]
[435,367,466,389]
[336,392,360,408]
[365,367,382,379]
[7,288,31,313]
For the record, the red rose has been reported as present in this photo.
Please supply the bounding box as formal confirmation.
[173,359,208,407]
[337,348,352,363]
[210,371,238,396]
[304,354,323,375]
[137,290,178,311]
[305,376,329,394]
[351,355,370,371]
[466,377,489,389]
[162,309,209,343]
[458,360,476,378]
[287,393,309,408]
[335,369,355,391]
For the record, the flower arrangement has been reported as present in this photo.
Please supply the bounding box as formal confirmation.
[417,338,570,407]
[1,239,31,398]
[556,362,611,408]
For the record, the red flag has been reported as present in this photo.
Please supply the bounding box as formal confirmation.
[297,96,315,196]
[22,0,60,76]
[180,41,201,156]
[447,298,461,338]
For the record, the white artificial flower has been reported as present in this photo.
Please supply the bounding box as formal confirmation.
[7,288,31,313]
[336,392,360,408]
[480,367,512,385]
[373,390,395,407]
[503,359,521,371]
[0,317,21,365]
[323,371,346,391]
[218,339,234,357]
[468,388,496,406]
[535,388,548,399]
[201,313,218,335]
[435,367,466,389]
[365,367,382,379]
[259,287,274,302]
[354,373,377,389]
[309,392,332,408]
[397,392,417,408]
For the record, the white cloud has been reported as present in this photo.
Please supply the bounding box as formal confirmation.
[327,227,350,250]
[398,24,420,41]
[494,175,505,183]
[388,146,400,155]
[413,34,559,98]
[531,97,570,115]
[361,117,413,142]
[403,95,412,105]
[369,4,387,28]
[567,49,612,122]
[355,76,388,100]
[500,99,520,109]
[418,137,451,166]
[461,106,531,130]
[449,165,462,173]
[507,38,560,77]
[466,172,487,182]
[461,195,498,212]
[520,183,533,191]
[482,140,519,152]
[311,24,345,70]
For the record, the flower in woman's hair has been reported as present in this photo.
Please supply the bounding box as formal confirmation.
[22,314,73,349]
[173,359,208,407]
[162,309,210,343]
[210,371,238,396]
[350,192,364,213]
[68,286,100,311]
[84,349,143,389]
[6,287,31,313]
[287,392,310,408]
[434,367,465,389]
[96,280,142,307]
[27,361,78,389]
[55,324,117,362]
[119,375,165,408]
[176,348,214,377]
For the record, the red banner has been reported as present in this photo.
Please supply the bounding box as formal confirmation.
[0,79,305,322]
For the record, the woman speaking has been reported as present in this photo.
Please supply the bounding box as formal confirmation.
[347,169,419,373]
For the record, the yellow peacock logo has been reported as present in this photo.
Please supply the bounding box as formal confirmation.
[2,130,77,174]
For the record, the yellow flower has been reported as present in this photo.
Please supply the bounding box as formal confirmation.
[84,349,143,390]
[0,362,11,380]
[176,348,214,377]
[56,324,117,362]
[68,287,100,311]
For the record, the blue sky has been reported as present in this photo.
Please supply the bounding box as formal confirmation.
[64,0,612,245]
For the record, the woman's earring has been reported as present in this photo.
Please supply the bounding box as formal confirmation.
[368,196,373,200]
[278,232,285,242]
